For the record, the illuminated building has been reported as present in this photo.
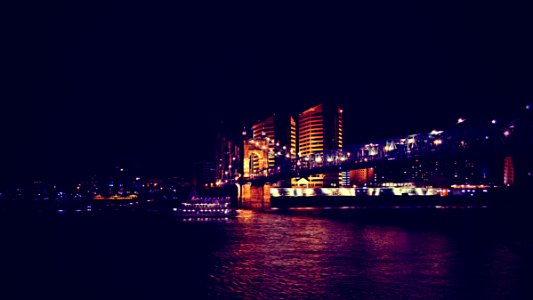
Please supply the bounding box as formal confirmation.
[364,158,495,188]
[251,113,297,172]
[297,103,343,187]
[215,127,241,184]
[350,168,374,186]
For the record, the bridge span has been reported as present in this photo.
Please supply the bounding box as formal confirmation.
[232,110,532,210]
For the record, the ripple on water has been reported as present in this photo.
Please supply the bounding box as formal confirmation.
[206,210,532,299]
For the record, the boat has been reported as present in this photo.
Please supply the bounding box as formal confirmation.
[173,196,237,218]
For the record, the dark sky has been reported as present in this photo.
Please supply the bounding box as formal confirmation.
[3,1,532,184]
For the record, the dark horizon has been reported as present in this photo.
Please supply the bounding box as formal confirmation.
[3,1,532,185]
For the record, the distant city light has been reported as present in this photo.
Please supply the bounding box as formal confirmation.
[457,118,466,124]
[120,168,124,172]
[526,104,531,110]
[503,130,510,137]
[491,119,497,124]
[433,139,443,145]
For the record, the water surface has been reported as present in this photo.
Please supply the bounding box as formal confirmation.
[1,208,531,299]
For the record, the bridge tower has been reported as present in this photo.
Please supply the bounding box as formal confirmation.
[243,139,270,179]
[239,138,272,210]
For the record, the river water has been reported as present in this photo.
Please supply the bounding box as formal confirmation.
[2,208,532,299]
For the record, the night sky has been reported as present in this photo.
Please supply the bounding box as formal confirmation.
[3,1,532,185]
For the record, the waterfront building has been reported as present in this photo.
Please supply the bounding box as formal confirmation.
[350,168,375,186]
[251,113,297,173]
[215,125,241,185]
[297,103,344,187]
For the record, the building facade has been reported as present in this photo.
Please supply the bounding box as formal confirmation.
[251,113,297,175]
[215,129,241,185]
[297,103,344,187]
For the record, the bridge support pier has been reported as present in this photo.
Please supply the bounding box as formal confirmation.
[239,182,271,210]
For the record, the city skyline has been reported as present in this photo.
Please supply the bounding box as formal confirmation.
[4,3,533,300]
[3,1,532,185]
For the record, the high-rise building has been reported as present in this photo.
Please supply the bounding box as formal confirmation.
[297,103,343,187]
[251,113,297,172]
[215,126,241,185]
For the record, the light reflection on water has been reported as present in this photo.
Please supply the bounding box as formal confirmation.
[2,209,531,299]
[207,210,531,299]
